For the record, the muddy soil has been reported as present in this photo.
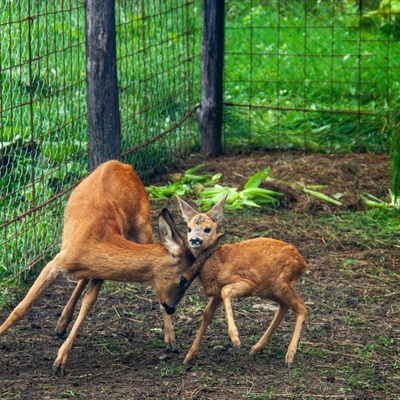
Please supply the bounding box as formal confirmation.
[1,151,399,399]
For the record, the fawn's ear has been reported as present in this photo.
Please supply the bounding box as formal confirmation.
[158,208,186,256]
[176,196,198,222]
[206,194,227,221]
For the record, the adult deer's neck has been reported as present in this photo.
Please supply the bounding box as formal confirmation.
[72,239,169,283]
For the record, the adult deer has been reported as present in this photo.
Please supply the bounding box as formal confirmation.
[177,195,308,367]
[0,161,200,376]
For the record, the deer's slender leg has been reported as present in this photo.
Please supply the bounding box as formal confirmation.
[285,291,307,367]
[52,279,103,376]
[162,312,177,352]
[0,259,62,334]
[54,278,89,339]
[249,303,290,355]
[220,282,253,348]
[183,296,223,364]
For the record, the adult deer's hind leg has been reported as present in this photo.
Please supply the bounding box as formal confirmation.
[54,278,89,339]
[0,259,63,335]
[52,279,104,376]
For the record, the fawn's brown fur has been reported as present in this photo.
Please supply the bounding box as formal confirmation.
[177,195,307,367]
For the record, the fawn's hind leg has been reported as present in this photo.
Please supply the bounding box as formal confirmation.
[249,302,290,355]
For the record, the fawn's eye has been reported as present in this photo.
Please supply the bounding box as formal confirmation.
[180,277,187,287]
[204,227,211,234]
[187,227,192,233]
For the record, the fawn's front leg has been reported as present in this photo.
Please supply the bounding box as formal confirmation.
[183,296,223,364]
[221,282,253,348]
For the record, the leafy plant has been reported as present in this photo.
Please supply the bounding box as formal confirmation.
[146,164,222,199]
[362,190,400,209]
[197,168,283,210]
[266,177,343,206]
[223,1,398,152]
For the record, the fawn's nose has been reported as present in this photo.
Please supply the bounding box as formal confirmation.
[189,237,203,247]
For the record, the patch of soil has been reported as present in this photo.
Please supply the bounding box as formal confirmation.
[1,150,399,400]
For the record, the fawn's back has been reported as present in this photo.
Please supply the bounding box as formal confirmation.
[199,238,307,297]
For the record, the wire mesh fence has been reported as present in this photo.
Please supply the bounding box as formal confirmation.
[0,1,87,294]
[223,0,399,153]
[117,1,200,176]
[0,0,200,293]
[1,0,398,296]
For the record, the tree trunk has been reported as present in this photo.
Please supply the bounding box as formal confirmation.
[197,0,224,157]
[86,0,121,171]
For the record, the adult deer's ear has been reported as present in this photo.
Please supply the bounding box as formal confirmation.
[206,194,227,221]
[176,196,198,222]
[158,208,186,256]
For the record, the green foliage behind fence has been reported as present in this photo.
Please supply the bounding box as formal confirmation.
[224,0,399,152]
[1,0,398,296]
[0,0,200,292]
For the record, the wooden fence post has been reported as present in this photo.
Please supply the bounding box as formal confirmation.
[197,0,224,157]
[86,0,121,171]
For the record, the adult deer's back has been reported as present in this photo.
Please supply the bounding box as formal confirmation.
[63,160,154,247]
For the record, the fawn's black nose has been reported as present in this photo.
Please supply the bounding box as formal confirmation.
[189,237,203,247]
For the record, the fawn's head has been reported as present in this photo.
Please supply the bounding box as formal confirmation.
[177,195,226,257]
[154,208,199,315]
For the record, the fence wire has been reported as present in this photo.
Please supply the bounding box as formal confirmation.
[224,0,399,152]
[0,1,87,291]
[116,0,200,177]
[1,0,398,296]
[0,1,200,292]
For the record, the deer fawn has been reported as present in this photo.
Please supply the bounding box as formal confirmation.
[0,161,200,376]
[177,195,308,367]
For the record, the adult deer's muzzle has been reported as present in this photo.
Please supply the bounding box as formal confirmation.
[162,303,176,315]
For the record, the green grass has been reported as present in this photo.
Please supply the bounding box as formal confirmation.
[318,207,400,249]
[223,0,399,152]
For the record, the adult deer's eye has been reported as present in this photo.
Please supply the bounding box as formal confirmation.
[188,227,192,233]
[204,227,211,234]
[180,277,187,287]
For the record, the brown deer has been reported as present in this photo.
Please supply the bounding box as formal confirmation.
[0,161,201,376]
[177,195,308,367]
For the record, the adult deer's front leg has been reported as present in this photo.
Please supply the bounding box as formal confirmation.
[54,279,89,339]
[163,312,177,352]
[52,279,103,376]
[183,296,223,364]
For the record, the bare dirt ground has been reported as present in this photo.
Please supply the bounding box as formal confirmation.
[1,150,399,400]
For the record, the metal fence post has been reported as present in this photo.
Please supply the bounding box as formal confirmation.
[197,0,224,157]
[86,0,121,171]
